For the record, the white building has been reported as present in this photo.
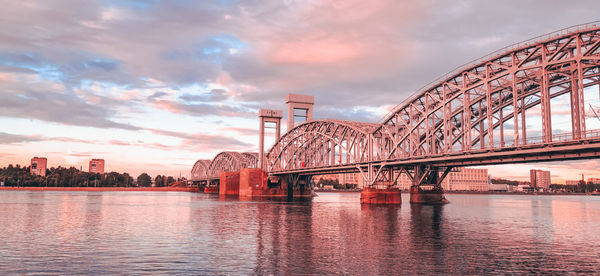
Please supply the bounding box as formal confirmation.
[313,173,364,188]
[442,168,489,191]
[396,167,489,191]
[489,183,509,191]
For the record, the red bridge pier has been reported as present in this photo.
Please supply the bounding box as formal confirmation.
[213,169,314,200]
[219,171,240,196]
[409,166,449,204]
[360,168,402,205]
[409,186,448,204]
[360,187,402,204]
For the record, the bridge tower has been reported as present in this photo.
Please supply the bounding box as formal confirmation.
[258,109,283,168]
[286,94,314,130]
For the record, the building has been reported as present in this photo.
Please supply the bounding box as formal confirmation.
[565,180,582,185]
[339,173,363,188]
[588,178,600,185]
[489,183,509,192]
[530,169,551,189]
[89,159,105,174]
[442,168,489,191]
[30,157,47,177]
[517,184,535,192]
[313,173,364,189]
[397,167,489,191]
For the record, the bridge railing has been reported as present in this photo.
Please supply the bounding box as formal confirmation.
[497,129,600,147]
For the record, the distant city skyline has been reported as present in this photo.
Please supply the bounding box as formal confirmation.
[1,1,600,181]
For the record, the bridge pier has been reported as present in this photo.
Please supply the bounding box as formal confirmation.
[204,179,219,193]
[360,167,402,204]
[282,174,313,201]
[409,166,450,204]
[360,187,402,204]
[409,186,448,204]
[206,169,314,201]
[219,172,240,196]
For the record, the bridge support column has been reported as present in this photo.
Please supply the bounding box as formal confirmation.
[219,172,240,196]
[360,187,402,204]
[282,174,314,201]
[204,179,219,194]
[409,165,450,204]
[360,166,402,204]
[258,109,283,168]
[286,94,314,130]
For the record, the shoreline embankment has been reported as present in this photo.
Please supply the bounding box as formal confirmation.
[315,189,596,196]
[0,187,199,192]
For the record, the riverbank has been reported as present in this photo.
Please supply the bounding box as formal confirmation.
[444,190,596,196]
[315,189,361,193]
[315,189,596,196]
[0,187,199,192]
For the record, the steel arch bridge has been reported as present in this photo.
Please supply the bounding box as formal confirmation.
[191,160,211,180]
[191,152,258,181]
[193,22,600,187]
[265,120,379,172]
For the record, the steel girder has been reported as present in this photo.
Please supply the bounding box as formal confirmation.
[206,151,258,179]
[190,159,211,180]
[265,120,378,173]
[373,24,600,162]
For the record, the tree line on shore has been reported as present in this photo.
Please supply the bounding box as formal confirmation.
[0,164,183,187]
[549,182,600,193]
[492,177,600,193]
[316,178,358,190]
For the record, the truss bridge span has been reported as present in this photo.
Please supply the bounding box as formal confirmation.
[192,23,600,201]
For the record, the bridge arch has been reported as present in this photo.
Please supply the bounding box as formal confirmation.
[373,24,600,161]
[265,120,378,172]
[191,159,211,180]
[208,151,258,178]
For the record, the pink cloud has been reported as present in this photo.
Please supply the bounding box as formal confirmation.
[268,38,362,64]
[109,140,130,146]
[219,127,257,136]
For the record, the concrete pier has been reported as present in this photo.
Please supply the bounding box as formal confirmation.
[216,168,313,200]
[219,172,240,196]
[360,187,402,204]
[239,168,284,198]
[409,186,449,204]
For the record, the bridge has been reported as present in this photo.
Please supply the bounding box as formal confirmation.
[191,22,600,203]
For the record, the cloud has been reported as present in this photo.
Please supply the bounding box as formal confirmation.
[0,72,141,130]
[153,98,254,117]
[0,132,42,144]
[179,88,229,102]
[0,89,141,130]
[3,0,598,122]
[149,128,253,150]
[147,91,169,100]
[316,106,382,123]
[46,151,108,158]
[219,127,258,136]
[0,65,37,74]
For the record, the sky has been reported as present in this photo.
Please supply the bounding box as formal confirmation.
[1,0,600,183]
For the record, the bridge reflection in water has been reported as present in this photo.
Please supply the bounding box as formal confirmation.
[190,22,600,204]
[225,193,599,274]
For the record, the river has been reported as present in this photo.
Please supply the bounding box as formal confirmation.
[1,191,599,274]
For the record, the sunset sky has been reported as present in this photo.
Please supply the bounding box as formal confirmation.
[1,0,600,182]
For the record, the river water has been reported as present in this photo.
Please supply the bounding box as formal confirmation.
[1,191,600,274]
